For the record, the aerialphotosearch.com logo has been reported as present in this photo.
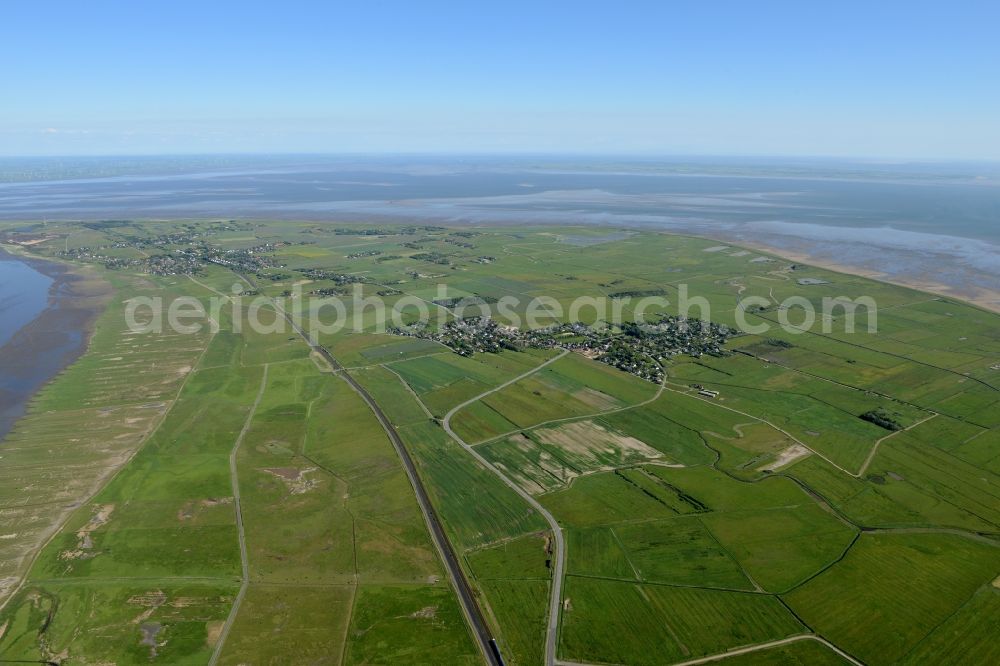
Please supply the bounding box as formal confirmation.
[124,282,878,340]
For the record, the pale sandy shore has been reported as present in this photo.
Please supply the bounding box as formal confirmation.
[371,212,1000,314]
[730,239,1000,315]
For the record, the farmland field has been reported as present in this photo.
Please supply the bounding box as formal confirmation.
[2,221,998,665]
[784,533,999,664]
[559,576,804,664]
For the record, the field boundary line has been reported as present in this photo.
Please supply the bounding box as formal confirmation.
[470,375,665,448]
[746,310,1000,393]
[856,412,938,477]
[345,347,452,369]
[367,278,458,318]
[563,571,764,595]
[660,384,858,477]
[231,271,502,666]
[695,516,764,593]
[777,532,861,595]
[661,633,864,666]
[338,586,359,665]
[732,347,953,447]
[443,348,570,666]
[209,363,269,666]
[607,526,643,582]
[380,363,435,419]
[861,526,1000,546]
[0,299,219,613]
[187,273,233,302]
[556,635,865,666]
[893,576,991,663]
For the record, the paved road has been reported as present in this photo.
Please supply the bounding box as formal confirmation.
[236,274,502,666]
[443,349,571,666]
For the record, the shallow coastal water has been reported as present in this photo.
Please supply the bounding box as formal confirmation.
[0,253,98,441]
[0,251,54,348]
[1,155,998,308]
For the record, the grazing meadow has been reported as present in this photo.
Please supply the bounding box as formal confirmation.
[2,221,998,664]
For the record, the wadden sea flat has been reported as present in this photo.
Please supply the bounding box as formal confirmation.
[0,250,108,441]
[1,156,997,310]
[0,251,53,348]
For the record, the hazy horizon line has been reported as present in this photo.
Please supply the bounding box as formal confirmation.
[2,151,999,165]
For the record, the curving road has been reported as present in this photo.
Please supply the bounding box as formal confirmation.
[443,349,571,666]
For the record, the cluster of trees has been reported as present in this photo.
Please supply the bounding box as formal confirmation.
[860,408,903,431]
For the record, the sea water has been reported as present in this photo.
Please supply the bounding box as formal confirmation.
[0,252,53,348]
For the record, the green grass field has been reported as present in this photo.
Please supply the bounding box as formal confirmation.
[452,352,657,438]
[559,576,803,664]
[0,274,476,663]
[3,221,999,665]
[716,638,851,665]
[784,533,1000,664]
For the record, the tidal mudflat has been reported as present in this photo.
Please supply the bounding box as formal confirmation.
[0,249,110,441]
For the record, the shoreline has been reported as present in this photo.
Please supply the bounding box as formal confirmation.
[729,238,1000,315]
[295,208,1000,315]
[0,247,111,442]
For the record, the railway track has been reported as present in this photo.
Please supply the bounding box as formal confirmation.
[235,273,503,666]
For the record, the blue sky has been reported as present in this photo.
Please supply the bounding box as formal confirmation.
[2,1,998,158]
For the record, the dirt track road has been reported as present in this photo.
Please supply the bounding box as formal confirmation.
[209,364,269,665]
[236,273,502,666]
